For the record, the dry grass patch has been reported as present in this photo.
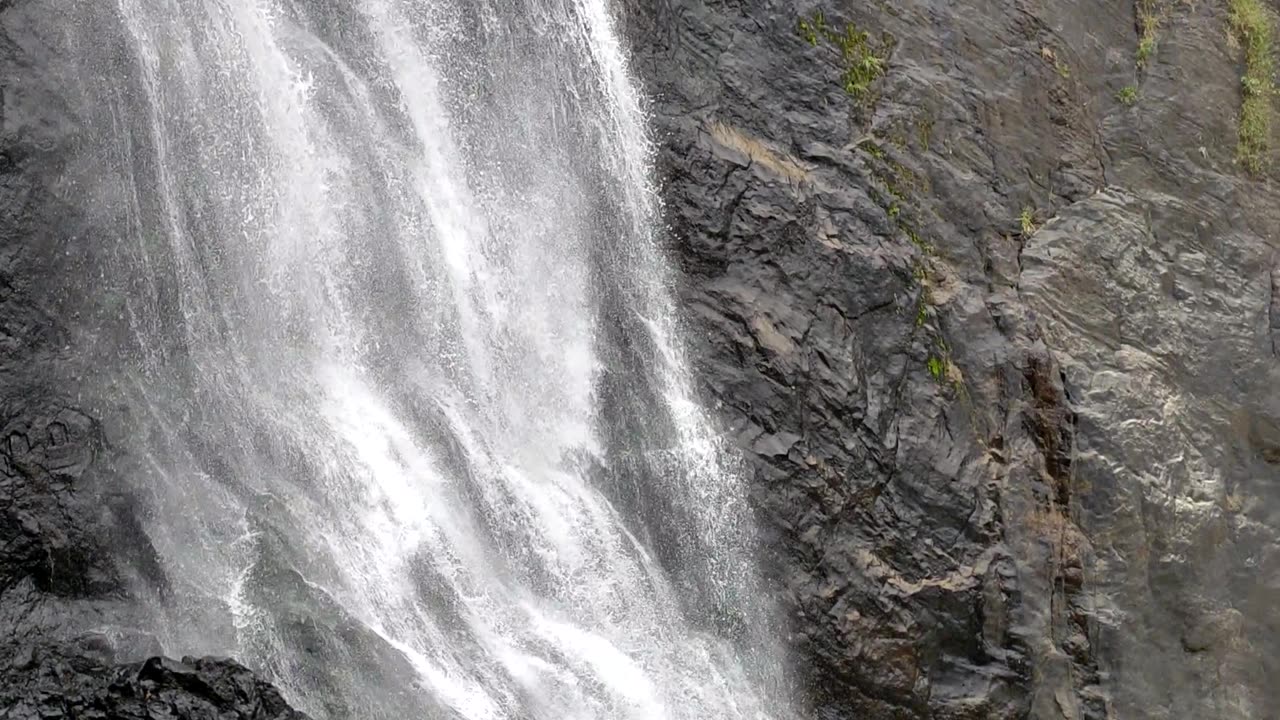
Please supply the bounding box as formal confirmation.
[1137,0,1163,68]
[707,121,809,184]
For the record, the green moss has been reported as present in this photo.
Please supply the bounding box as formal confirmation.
[927,356,945,381]
[1136,35,1156,66]
[1229,0,1275,174]
[797,12,824,46]
[1115,85,1139,105]
[906,228,933,254]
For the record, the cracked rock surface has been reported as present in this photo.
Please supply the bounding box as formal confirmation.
[2,652,306,720]
[623,0,1280,717]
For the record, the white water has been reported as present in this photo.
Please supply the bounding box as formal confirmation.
[57,0,793,717]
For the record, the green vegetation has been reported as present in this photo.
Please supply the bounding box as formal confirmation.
[851,134,961,391]
[797,13,964,393]
[1229,0,1275,174]
[915,116,933,151]
[927,356,945,381]
[1136,0,1161,67]
[860,144,937,339]
[905,228,932,254]
[798,14,822,45]
[797,12,891,103]
[1041,46,1072,80]
[1115,85,1139,105]
[927,340,964,389]
[1019,207,1038,236]
[1136,34,1156,66]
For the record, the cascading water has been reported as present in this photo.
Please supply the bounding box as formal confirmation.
[48,0,793,717]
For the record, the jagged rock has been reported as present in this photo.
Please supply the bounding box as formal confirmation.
[622,0,1280,718]
[0,649,308,720]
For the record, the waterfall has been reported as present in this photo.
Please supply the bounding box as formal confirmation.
[49,0,793,717]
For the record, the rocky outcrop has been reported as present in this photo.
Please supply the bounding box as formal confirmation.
[0,397,307,720]
[623,0,1280,718]
[2,651,307,720]
[0,328,306,720]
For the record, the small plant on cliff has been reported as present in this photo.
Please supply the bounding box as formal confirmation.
[798,12,824,45]
[927,356,946,381]
[1019,207,1038,235]
[1136,0,1162,68]
[797,12,891,103]
[1116,85,1139,105]
[1228,0,1275,175]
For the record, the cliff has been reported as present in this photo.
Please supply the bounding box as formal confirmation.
[2,0,1279,718]
[623,0,1280,717]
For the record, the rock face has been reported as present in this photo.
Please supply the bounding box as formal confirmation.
[4,0,1280,718]
[621,0,1280,718]
[1,652,307,720]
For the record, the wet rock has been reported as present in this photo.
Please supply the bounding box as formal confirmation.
[0,649,308,720]
[623,0,1280,717]
[0,4,309,717]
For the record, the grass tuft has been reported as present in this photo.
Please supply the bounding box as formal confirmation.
[1019,207,1038,235]
[1116,85,1140,105]
[1137,0,1162,68]
[708,121,810,184]
[1137,34,1157,66]
[1229,0,1276,174]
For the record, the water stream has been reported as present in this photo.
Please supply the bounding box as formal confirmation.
[50,0,793,717]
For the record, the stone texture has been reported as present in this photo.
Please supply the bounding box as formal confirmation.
[1,650,308,720]
[3,0,1280,717]
[621,0,1280,718]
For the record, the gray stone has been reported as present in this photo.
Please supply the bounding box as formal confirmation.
[622,0,1280,717]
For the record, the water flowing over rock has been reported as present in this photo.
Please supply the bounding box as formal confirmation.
[0,0,789,717]
[4,0,1280,718]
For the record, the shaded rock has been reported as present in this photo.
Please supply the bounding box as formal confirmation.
[0,648,308,720]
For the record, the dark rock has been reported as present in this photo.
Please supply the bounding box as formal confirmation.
[0,647,308,720]
[621,0,1280,718]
